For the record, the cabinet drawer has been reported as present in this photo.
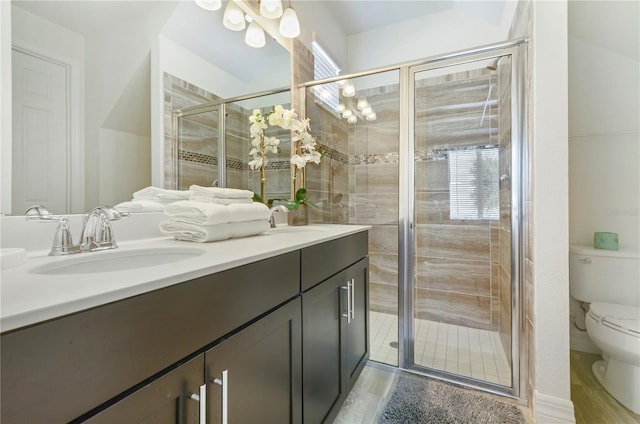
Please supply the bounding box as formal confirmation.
[301,231,368,292]
[1,251,300,423]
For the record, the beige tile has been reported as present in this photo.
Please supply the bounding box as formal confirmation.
[415,288,492,329]
[416,223,491,261]
[414,256,491,296]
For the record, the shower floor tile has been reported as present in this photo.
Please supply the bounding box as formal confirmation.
[369,311,512,386]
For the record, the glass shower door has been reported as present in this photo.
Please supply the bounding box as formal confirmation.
[176,108,221,189]
[409,56,514,388]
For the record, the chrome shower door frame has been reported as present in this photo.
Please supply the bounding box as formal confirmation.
[401,41,527,399]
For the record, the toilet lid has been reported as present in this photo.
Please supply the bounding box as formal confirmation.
[589,302,640,335]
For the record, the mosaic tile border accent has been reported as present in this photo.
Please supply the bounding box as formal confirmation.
[178,149,290,172]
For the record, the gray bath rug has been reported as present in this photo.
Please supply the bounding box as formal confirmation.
[378,373,524,424]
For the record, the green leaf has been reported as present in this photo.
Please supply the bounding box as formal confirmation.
[253,192,262,203]
[295,188,307,202]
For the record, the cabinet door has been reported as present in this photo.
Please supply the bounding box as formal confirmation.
[83,354,204,424]
[344,257,370,391]
[205,298,302,424]
[302,272,347,424]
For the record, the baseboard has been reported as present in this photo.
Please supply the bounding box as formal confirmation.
[533,390,576,423]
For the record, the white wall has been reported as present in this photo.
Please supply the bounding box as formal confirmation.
[0,1,12,215]
[530,1,575,422]
[346,4,517,73]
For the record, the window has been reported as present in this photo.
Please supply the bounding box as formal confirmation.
[448,146,499,220]
[311,41,340,111]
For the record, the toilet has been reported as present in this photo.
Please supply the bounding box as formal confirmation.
[569,244,640,414]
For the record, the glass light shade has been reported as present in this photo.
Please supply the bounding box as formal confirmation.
[356,97,369,110]
[223,1,246,31]
[336,103,346,113]
[362,106,373,116]
[260,0,283,19]
[195,0,222,11]
[342,110,353,118]
[279,7,300,38]
[342,84,355,97]
[245,21,266,48]
[347,115,358,123]
[336,79,346,87]
[366,112,377,121]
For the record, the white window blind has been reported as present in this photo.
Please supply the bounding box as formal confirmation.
[448,147,499,220]
[311,41,340,111]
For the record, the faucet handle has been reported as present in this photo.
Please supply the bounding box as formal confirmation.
[49,217,80,256]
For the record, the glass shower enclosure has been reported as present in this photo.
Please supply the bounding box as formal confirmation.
[303,40,526,398]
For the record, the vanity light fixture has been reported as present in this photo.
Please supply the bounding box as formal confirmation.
[223,0,246,31]
[347,115,358,124]
[342,110,353,118]
[366,112,377,121]
[356,97,369,110]
[260,0,283,19]
[362,106,373,116]
[245,21,266,48]
[279,6,300,38]
[195,0,222,11]
[342,83,355,98]
[336,79,346,87]
[336,103,346,113]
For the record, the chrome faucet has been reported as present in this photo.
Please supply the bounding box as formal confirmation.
[79,206,129,252]
[268,205,289,228]
[25,205,80,256]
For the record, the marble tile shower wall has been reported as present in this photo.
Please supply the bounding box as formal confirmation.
[414,68,502,332]
[164,72,291,198]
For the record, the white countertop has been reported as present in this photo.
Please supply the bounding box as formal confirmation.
[1,224,369,333]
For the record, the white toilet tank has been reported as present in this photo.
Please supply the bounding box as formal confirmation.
[569,244,640,306]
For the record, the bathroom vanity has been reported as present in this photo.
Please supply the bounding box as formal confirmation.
[0,224,369,423]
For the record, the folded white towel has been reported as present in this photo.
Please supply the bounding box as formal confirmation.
[114,200,166,213]
[189,185,254,200]
[164,201,269,225]
[133,186,190,204]
[190,196,253,205]
[159,219,269,242]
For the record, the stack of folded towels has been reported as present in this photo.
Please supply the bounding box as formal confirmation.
[115,186,190,212]
[159,185,270,242]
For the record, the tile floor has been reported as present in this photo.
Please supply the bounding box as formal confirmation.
[370,311,512,386]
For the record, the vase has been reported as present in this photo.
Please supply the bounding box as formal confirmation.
[287,204,308,226]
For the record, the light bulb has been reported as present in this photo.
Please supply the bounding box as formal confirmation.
[223,1,246,31]
[366,112,377,121]
[260,0,283,19]
[336,103,346,113]
[279,7,300,38]
[195,0,221,11]
[348,115,357,123]
[245,21,266,48]
[342,110,353,118]
[356,97,369,110]
[362,106,373,116]
[342,84,355,97]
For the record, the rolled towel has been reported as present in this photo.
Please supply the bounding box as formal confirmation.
[164,201,269,225]
[189,185,254,201]
[159,219,269,242]
[133,186,190,204]
[114,199,166,213]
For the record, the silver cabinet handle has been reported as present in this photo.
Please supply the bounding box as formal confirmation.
[349,279,355,321]
[188,384,207,424]
[213,369,228,424]
[341,284,351,323]
[578,258,592,264]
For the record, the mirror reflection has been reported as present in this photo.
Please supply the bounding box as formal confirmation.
[7,0,290,215]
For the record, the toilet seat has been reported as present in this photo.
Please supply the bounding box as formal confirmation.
[588,302,640,338]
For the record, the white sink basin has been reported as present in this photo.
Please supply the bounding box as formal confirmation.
[30,247,206,275]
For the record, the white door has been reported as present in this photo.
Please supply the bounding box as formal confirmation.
[12,49,69,215]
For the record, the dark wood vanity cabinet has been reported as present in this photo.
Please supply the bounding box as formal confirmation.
[301,232,370,424]
[0,230,368,424]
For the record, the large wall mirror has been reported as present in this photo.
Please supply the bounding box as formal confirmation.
[4,0,290,215]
